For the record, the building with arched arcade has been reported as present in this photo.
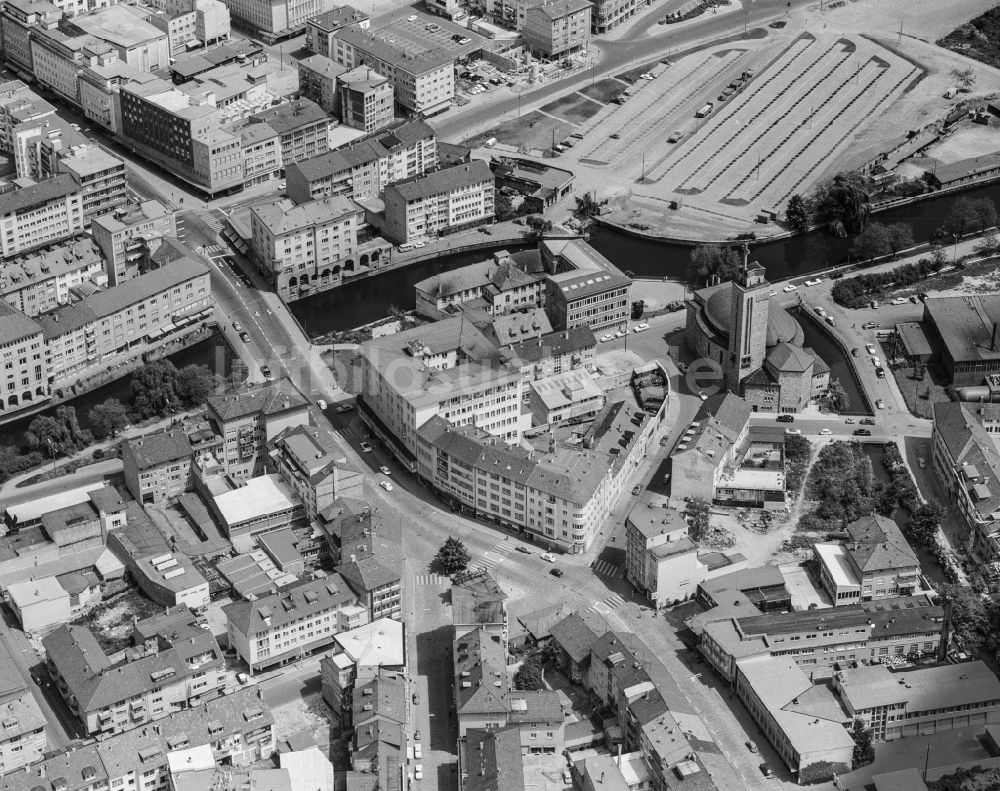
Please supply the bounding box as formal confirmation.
[0,299,47,417]
[685,257,829,413]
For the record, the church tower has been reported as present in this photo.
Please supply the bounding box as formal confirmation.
[725,243,770,390]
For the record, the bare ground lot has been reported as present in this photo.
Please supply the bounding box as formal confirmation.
[578,79,628,103]
[540,92,605,125]
[924,123,1000,162]
[462,110,574,151]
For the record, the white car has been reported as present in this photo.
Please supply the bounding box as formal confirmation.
[414,744,423,759]
[866,344,877,355]
[782,284,797,293]
[804,277,823,286]
[698,390,708,401]
[414,765,423,781]
[380,480,393,491]
[641,73,655,80]
[412,240,427,248]
[813,306,825,315]
[237,672,249,685]
[918,458,926,468]
[541,552,557,563]
[360,441,373,453]
[317,399,327,410]
[892,297,907,305]
[407,13,417,19]
[825,316,835,326]
[820,428,832,435]
[633,322,649,332]
[785,428,801,435]
[600,333,614,342]
[872,356,880,367]
[876,399,885,409]
[615,329,628,338]
[768,290,777,297]
[379,466,391,475]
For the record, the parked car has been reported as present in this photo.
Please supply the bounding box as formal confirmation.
[379,480,393,491]
[698,391,708,400]
[866,344,877,355]
[549,568,564,577]
[860,418,876,425]
[412,692,419,705]
[820,428,832,435]
[854,428,872,436]
[876,399,885,409]
[632,484,642,495]
[633,322,649,332]
[600,333,614,342]
[379,466,391,475]
[414,765,423,780]
[317,399,327,411]
[746,741,759,753]
[760,763,774,779]
[825,316,835,326]
[232,321,242,332]
[414,743,422,759]
[336,404,354,413]
[776,414,794,423]
[240,332,250,343]
[918,458,926,468]
[845,417,855,424]
[615,329,628,338]
[360,441,373,453]
[804,277,823,286]
[782,284,797,292]
[515,546,531,554]
[785,428,801,435]
[851,347,859,357]
[260,365,272,379]
[541,553,557,563]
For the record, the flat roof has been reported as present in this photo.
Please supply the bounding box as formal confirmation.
[335,617,405,667]
[924,295,1000,365]
[7,576,67,607]
[71,6,167,48]
[837,661,1000,713]
[814,542,860,589]
[4,482,105,523]
[213,474,298,528]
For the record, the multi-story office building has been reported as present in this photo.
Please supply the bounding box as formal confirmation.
[91,198,177,285]
[0,175,84,258]
[248,98,329,170]
[305,4,368,56]
[122,428,194,504]
[591,0,640,34]
[523,0,591,59]
[337,66,393,133]
[319,618,405,724]
[0,640,46,775]
[66,6,172,70]
[249,195,361,301]
[118,79,243,197]
[221,0,320,40]
[0,81,56,154]
[285,118,436,203]
[0,0,61,79]
[297,54,345,114]
[331,27,454,115]
[78,61,159,133]
[0,235,104,316]
[232,121,282,187]
[224,575,365,673]
[0,300,46,417]
[146,0,231,53]
[45,144,127,223]
[382,161,495,243]
[540,238,631,332]
[44,622,225,736]
[268,424,363,521]
[38,256,212,384]
[204,378,311,478]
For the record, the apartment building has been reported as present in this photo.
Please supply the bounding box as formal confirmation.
[523,0,591,59]
[232,121,282,187]
[338,65,393,133]
[540,238,631,332]
[305,5,368,56]
[268,424,363,520]
[285,118,437,203]
[297,54,345,113]
[67,7,171,70]
[0,81,56,154]
[0,235,104,316]
[0,301,46,417]
[221,0,319,40]
[38,256,212,385]
[118,79,243,197]
[414,250,544,320]
[146,0,231,53]
[331,27,454,115]
[8,687,273,791]
[79,61,158,133]
[699,595,946,683]
[0,641,46,775]
[0,175,84,257]
[502,325,598,386]
[28,29,124,108]
[382,160,495,243]
[931,401,1000,572]
[204,378,311,478]
[248,98,329,169]
[122,428,193,504]
[814,514,921,603]
[591,0,640,33]
[0,0,62,78]
[223,575,365,673]
[44,622,224,736]
[54,145,128,222]
[91,199,177,286]
[319,617,405,724]
[249,195,360,301]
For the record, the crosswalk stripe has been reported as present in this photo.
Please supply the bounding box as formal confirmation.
[591,560,621,577]
[415,573,448,585]
[587,593,627,613]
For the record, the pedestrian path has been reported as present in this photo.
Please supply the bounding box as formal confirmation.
[472,541,517,574]
[203,244,226,256]
[587,592,627,614]
[414,573,449,586]
[188,207,224,231]
[590,559,621,578]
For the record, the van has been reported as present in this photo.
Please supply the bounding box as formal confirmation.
[484,137,497,148]
[695,102,713,118]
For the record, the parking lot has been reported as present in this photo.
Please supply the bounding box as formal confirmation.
[368,10,485,61]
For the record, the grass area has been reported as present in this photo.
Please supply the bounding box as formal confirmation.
[938,6,1000,70]
[579,79,627,104]
[462,110,574,151]
[614,65,647,83]
[540,92,603,125]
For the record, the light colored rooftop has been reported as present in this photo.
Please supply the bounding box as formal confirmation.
[7,576,67,607]
[724,466,785,491]
[334,617,405,667]
[71,5,167,48]
[3,482,105,524]
[814,542,860,589]
[213,474,299,528]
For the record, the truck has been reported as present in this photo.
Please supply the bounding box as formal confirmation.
[695,102,714,118]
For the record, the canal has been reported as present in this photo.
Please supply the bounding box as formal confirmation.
[793,308,870,415]
[0,335,231,450]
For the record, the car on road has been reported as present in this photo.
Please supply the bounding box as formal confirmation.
[237,672,249,685]
[777,414,794,423]
[918,458,926,468]
[845,417,855,424]
[414,765,423,781]
[541,553,557,563]
[813,306,825,315]
[760,763,774,779]
[782,284,797,292]
[851,347,859,357]
[414,743,422,759]
[872,356,880,367]
[641,72,654,80]
[515,546,531,554]
[233,321,242,332]
[478,226,492,234]
[610,133,620,139]
[825,316,835,326]
[407,13,416,20]
[615,329,628,338]
[632,484,642,495]
[379,480,393,491]
[549,568,564,577]
[804,277,823,286]
[820,428,832,435]
[260,365,273,379]
[667,130,684,143]
[412,240,426,248]
[860,417,876,425]
[336,404,354,413]
[379,466,391,475]
[317,399,327,411]
[876,366,885,378]
[633,322,649,332]
[854,428,872,436]
[785,428,801,435]
[862,321,880,329]
[891,296,907,305]
[240,332,250,343]
[866,344,877,355]
[660,437,669,446]
[412,692,419,705]
[414,731,420,741]
[360,441,373,453]
[746,741,759,753]
[876,399,885,409]
[698,391,708,400]
[600,333,614,342]
[768,290,777,297]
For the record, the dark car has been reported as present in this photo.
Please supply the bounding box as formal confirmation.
[632,485,642,495]
[515,546,531,554]
[549,568,564,578]
[851,347,859,357]
[861,418,876,425]
[759,763,774,779]
[261,365,273,379]
[776,414,794,423]
[854,428,872,436]
[240,332,250,343]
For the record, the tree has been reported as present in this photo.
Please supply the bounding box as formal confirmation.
[175,364,216,406]
[435,537,471,574]
[976,231,999,256]
[525,215,552,241]
[886,223,915,258]
[940,196,980,239]
[937,582,996,656]
[812,172,871,236]
[785,193,810,232]
[908,500,945,546]
[952,66,976,92]
[853,222,892,262]
[972,197,998,233]
[631,300,645,320]
[88,398,131,440]
[26,406,89,457]
[826,379,851,413]
[495,192,514,221]
[930,246,948,272]
[850,719,875,769]
[131,360,179,418]
[0,446,43,485]
[686,497,712,542]
[686,244,741,286]
[513,655,545,691]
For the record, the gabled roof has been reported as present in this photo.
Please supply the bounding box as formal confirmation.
[549,613,599,663]
[206,378,309,422]
[454,627,508,716]
[845,514,918,572]
[767,342,814,373]
[223,574,355,636]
